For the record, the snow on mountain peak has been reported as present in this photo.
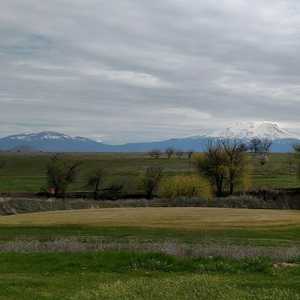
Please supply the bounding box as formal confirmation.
[6,131,95,142]
[212,122,298,140]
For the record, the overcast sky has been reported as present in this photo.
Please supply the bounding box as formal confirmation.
[1,0,300,143]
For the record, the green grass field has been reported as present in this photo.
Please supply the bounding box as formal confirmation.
[0,207,300,299]
[0,152,298,193]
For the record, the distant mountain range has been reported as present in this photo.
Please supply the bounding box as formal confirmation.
[211,122,298,140]
[0,122,299,153]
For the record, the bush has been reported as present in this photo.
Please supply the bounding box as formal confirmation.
[159,175,212,200]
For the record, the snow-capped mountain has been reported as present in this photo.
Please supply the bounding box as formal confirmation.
[6,131,94,142]
[0,123,299,153]
[212,122,299,140]
[0,131,106,152]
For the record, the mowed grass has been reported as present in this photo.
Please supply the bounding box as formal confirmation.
[1,207,300,229]
[0,152,299,192]
[0,207,300,246]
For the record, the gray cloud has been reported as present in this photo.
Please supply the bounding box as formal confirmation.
[1,0,300,143]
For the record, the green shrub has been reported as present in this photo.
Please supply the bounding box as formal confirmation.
[158,175,212,199]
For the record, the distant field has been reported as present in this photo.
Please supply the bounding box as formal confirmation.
[0,152,298,193]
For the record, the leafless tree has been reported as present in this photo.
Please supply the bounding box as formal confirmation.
[194,141,228,197]
[175,150,184,159]
[249,138,262,153]
[86,168,105,200]
[293,144,300,180]
[194,140,248,196]
[46,154,81,197]
[165,148,175,159]
[142,167,163,199]
[221,140,248,195]
[294,144,300,153]
[249,138,272,154]
[260,139,272,153]
[186,150,194,160]
[149,149,162,159]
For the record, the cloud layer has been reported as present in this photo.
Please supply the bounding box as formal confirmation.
[1,0,300,143]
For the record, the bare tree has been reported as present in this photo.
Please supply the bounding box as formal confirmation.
[238,143,249,152]
[165,148,175,159]
[249,138,272,154]
[249,138,262,153]
[186,150,194,160]
[86,168,105,200]
[293,144,300,180]
[194,141,228,197]
[149,149,161,159]
[294,144,300,153]
[260,139,272,153]
[142,167,163,199]
[175,150,184,159]
[194,140,248,196]
[46,154,81,197]
[221,140,248,195]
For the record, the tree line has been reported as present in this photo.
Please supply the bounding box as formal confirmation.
[148,138,272,160]
[149,148,194,159]
[43,138,274,200]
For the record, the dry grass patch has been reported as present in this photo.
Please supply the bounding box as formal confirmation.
[0,207,300,230]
